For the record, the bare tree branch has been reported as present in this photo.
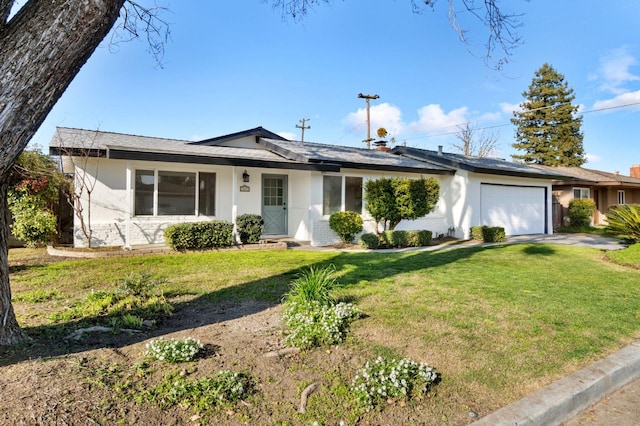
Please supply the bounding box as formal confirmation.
[111,0,171,67]
[452,121,500,157]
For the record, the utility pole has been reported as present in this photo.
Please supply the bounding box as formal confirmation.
[296,118,311,142]
[358,93,379,149]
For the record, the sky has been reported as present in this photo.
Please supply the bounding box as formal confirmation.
[23,0,640,175]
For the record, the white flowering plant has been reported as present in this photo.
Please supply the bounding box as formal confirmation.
[351,356,440,413]
[145,337,203,363]
[283,300,362,349]
[138,369,254,414]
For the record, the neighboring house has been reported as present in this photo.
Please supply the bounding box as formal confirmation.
[532,165,640,227]
[49,127,561,248]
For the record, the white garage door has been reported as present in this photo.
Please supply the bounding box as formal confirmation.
[480,184,546,235]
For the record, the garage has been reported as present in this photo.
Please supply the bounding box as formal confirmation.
[480,184,546,235]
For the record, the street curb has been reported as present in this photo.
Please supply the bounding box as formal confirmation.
[473,340,640,425]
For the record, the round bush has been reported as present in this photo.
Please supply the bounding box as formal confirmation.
[568,199,596,227]
[329,211,363,243]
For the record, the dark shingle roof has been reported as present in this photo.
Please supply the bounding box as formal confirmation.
[392,146,567,179]
[531,165,640,186]
[257,138,455,174]
[190,126,288,146]
[49,127,339,171]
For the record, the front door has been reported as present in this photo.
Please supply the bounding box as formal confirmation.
[262,174,288,235]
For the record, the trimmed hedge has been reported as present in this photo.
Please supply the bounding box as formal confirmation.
[407,230,433,247]
[358,233,380,249]
[236,214,264,244]
[382,230,408,248]
[164,220,234,251]
[470,226,506,243]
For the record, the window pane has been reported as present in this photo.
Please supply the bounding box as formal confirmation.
[199,172,216,216]
[345,177,363,213]
[158,171,196,215]
[323,176,342,216]
[135,170,154,215]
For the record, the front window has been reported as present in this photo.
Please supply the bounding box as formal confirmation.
[618,190,626,205]
[158,171,196,215]
[573,188,590,199]
[135,170,216,216]
[323,175,363,216]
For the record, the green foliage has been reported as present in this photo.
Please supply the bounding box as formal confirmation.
[12,289,61,303]
[163,220,234,251]
[568,198,596,228]
[49,272,172,326]
[145,337,204,363]
[511,63,585,166]
[351,356,439,413]
[358,233,380,249]
[406,230,433,247]
[329,211,364,243]
[283,300,362,349]
[235,214,264,244]
[606,204,640,243]
[8,196,58,247]
[364,177,439,234]
[471,226,506,242]
[284,265,338,306]
[139,370,255,412]
[606,243,640,267]
[382,230,408,248]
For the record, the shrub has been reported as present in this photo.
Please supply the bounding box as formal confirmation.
[9,197,57,247]
[470,226,506,242]
[163,220,233,250]
[606,204,640,243]
[145,337,204,363]
[284,265,338,306]
[283,300,362,349]
[568,198,596,228]
[358,233,380,249]
[329,211,363,243]
[235,214,264,244]
[351,356,439,413]
[382,230,408,248]
[406,230,433,247]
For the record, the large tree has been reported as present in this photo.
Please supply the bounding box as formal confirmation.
[452,121,500,157]
[0,0,523,344]
[511,63,585,166]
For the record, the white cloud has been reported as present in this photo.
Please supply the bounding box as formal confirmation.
[592,90,640,112]
[409,104,469,133]
[342,102,404,136]
[277,131,297,140]
[592,47,640,94]
[499,102,521,115]
[585,153,602,163]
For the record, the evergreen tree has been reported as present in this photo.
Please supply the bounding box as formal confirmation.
[511,63,585,166]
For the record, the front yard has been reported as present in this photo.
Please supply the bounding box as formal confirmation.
[2,242,640,424]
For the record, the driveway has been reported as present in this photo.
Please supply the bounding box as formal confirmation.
[505,233,625,251]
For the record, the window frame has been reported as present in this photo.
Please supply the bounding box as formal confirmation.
[573,187,591,199]
[322,175,363,216]
[618,190,626,205]
[134,169,217,217]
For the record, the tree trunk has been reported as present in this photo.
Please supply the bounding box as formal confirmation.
[0,0,125,344]
[0,182,23,344]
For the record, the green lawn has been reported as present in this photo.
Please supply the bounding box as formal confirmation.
[7,242,640,422]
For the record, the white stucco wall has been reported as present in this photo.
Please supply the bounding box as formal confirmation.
[71,157,553,248]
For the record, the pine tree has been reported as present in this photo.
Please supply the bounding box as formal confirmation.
[511,63,585,166]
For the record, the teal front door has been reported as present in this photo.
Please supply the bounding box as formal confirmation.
[262,174,288,235]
